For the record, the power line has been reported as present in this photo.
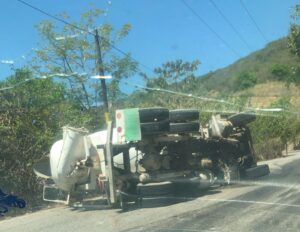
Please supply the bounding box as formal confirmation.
[17,0,91,35]
[125,80,250,108]
[0,73,86,92]
[239,0,268,43]
[181,0,241,58]
[124,80,300,117]
[209,0,252,51]
[1,60,14,65]
[16,0,153,73]
[234,94,300,97]
[0,79,33,91]
[124,80,236,105]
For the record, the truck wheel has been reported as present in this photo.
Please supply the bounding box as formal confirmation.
[169,122,200,133]
[139,108,169,123]
[140,120,170,135]
[169,109,199,122]
[228,112,256,126]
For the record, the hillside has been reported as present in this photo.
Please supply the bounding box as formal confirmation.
[171,37,300,109]
[123,38,300,162]
[126,37,300,111]
[192,37,300,96]
[234,81,300,108]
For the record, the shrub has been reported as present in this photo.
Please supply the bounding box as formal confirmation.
[254,138,284,161]
[236,71,257,90]
[270,64,291,81]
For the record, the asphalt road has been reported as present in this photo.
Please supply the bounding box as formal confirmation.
[2,151,300,232]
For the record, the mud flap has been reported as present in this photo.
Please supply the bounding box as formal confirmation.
[245,164,270,179]
[43,184,70,204]
[136,182,174,207]
[33,156,51,179]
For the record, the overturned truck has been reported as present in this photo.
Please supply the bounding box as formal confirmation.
[33,108,270,207]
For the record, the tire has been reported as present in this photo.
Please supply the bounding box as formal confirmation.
[136,181,174,196]
[245,164,270,179]
[169,122,200,133]
[139,108,169,123]
[33,156,51,179]
[169,109,199,122]
[140,120,170,135]
[228,112,256,126]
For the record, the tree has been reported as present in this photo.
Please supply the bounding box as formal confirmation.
[249,94,300,160]
[0,68,78,209]
[287,5,300,86]
[30,7,137,110]
[136,59,201,108]
[271,64,291,80]
[152,59,200,85]
[235,71,257,90]
[145,59,200,93]
[288,5,300,58]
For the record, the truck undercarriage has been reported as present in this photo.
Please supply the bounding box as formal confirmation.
[33,108,270,208]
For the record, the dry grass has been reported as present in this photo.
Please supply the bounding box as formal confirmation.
[234,81,300,108]
[254,138,284,161]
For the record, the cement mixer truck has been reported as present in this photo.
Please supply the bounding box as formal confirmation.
[33,108,270,208]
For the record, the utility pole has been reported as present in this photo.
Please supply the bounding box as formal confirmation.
[94,29,110,123]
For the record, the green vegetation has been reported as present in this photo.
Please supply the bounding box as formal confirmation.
[270,64,291,80]
[31,7,137,108]
[235,71,257,90]
[2,4,300,215]
[1,7,136,212]
[288,5,300,59]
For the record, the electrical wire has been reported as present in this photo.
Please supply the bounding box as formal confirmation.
[239,0,268,43]
[0,79,33,91]
[13,0,299,117]
[1,75,299,117]
[181,0,241,58]
[123,80,300,117]
[0,73,83,92]
[16,0,153,73]
[124,80,236,105]
[17,0,90,34]
[209,0,252,51]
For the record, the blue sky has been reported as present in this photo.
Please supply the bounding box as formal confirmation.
[0,0,298,92]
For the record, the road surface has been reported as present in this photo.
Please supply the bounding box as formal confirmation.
[2,151,300,232]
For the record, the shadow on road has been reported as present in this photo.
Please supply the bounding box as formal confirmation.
[130,188,222,211]
[67,186,222,213]
[68,198,112,212]
[67,169,286,214]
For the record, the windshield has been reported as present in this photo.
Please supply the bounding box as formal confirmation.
[1,1,300,231]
